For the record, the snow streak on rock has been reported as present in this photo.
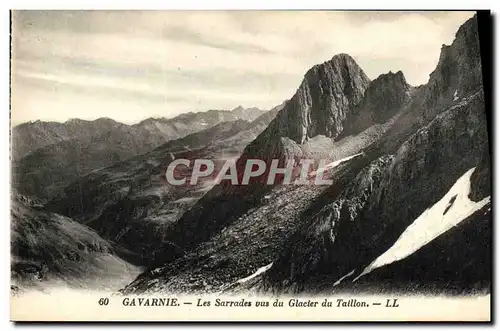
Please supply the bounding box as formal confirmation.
[354,167,490,281]
[236,262,274,284]
[309,153,363,178]
[333,269,356,287]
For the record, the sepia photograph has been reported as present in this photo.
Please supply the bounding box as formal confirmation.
[9,9,492,322]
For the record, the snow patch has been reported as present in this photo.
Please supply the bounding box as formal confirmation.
[333,269,356,287]
[354,167,490,281]
[309,153,363,178]
[237,262,274,284]
[453,89,459,101]
[146,159,160,167]
[173,196,198,204]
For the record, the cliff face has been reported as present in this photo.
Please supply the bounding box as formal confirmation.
[244,54,370,160]
[360,14,484,158]
[230,54,371,187]
[423,15,483,119]
[279,54,371,144]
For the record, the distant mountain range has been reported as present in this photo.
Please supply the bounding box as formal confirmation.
[11,106,266,198]
[12,106,266,161]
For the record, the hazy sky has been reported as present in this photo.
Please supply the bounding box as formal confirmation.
[11,10,475,125]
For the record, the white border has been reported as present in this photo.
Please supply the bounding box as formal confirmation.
[3,1,497,10]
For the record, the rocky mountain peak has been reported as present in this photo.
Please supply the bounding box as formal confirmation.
[359,71,411,115]
[63,117,119,127]
[374,70,406,84]
[365,70,410,96]
[338,70,412,138]
[231,105,245,112]
[305,53,357,75]
[424,14,482,114]
[230,105,265,121]
[94,117,118,125]
[257,53,370,146]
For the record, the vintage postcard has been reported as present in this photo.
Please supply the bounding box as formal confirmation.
[10,10,492,322]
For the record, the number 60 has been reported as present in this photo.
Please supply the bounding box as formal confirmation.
[98,298,109,306]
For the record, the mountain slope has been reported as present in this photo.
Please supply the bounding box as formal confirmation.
[345,203,491,295]
[255,14,490,295]
[12,118,120,160]
[121,14,490,295]
[45,105,282,265]
[138,55,373,268]
[340,70,412,137]
[139,54,388,268]
[120,55,383,293]
[12,124,166,198]
[259,90,489,294]
[270,53,370,144]
[11,193,142,292]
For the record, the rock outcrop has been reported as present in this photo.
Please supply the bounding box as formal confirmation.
[246,54,370,157]
[423,14,483,120]
[341,70,412,137]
